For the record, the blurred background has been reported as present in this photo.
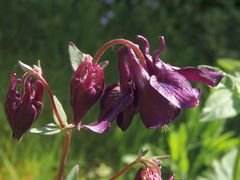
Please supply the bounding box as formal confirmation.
[0,0,240,179]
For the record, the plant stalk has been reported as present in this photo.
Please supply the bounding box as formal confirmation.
[92,38,147,68]
[57,129,72,180]
[110,160,137,180]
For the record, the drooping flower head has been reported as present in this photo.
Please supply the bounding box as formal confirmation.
[70,55,104,129]
[5,74,44,141]
[83,35,224,133]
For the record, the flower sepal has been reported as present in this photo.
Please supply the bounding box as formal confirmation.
[69,42,93,71]
[18,60,42,76]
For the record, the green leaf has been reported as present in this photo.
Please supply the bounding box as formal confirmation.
[197,148,240,180]
[68,42,91,71]
[66,165,79,180]
[221,74,240,96]
[29,123,61,135]
[200,88,240,121]
[233,143,240,180]
[53,95,68,127]
[217,58,240,72]
[168,124,189,178]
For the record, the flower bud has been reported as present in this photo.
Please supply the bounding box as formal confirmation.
[4,74,44,141]
[70,60,104,129]
[135,167,162,180]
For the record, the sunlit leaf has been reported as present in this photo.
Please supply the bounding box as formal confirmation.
[221,74,240,96]
[217,58,240,72]
[197,147,240,180]
[68,42,91,71]
[200,88,240,121]
[29,123,61,135]
[66,165,79,180]
[53,95,68,127]
[168,124,189,178]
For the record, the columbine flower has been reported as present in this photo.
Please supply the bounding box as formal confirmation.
[70,56,104,129]
[84,35,224,132]
[4,74,44,141]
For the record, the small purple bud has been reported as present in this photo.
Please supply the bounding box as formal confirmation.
[70,60,104,129]
[4,74,44,141]
[168,173,175,180]
[135,167,162,180]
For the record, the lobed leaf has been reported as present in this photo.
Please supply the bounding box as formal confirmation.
[200,88,240,121]
[53,95,68,127]
[29,123,61,135]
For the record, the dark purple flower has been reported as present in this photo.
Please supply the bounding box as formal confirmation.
[126,47,181,128]
[70,58,104,129]
[84,35,224,132]
[4,74,44,141]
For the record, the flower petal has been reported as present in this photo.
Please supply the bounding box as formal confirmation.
[176,67,224,87]
[70,60,104,129]
[138,81,181,128]
[125,47,181,128]
[118,46,132,84]
[116,87,138,131]
[136,35,155,75]
[151,69,200,108]
[83,120,111,133]
[84,83,134,133]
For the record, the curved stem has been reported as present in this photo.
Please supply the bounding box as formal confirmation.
[33,74,66,128]
[110,160,137,180]
[57,129,72,180]
[93,39,146,68]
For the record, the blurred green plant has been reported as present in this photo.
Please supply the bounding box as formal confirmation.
[197,146,240,180]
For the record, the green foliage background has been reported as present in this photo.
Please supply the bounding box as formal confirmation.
[0,0,240,179]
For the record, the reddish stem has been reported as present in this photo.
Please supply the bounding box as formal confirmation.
[57,129,72,180]
[34,74,65,128]
[93,39,146,68]
[110,160,137,180]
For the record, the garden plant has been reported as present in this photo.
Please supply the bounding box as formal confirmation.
[3,35,227,179]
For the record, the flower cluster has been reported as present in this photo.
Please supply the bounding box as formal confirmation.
[4,35,224,140]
